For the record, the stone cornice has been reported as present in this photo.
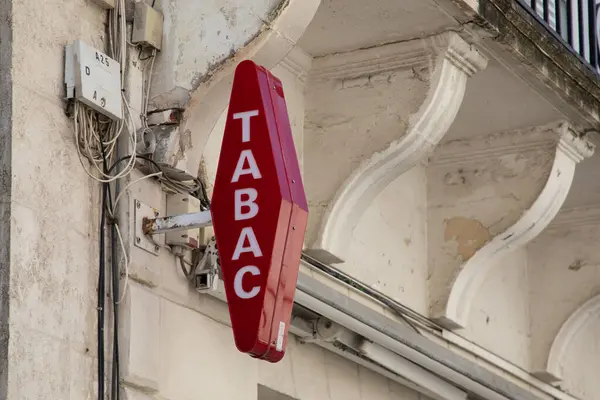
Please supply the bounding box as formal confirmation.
[278,47,312,83]
[430,122,593,167]
[309,32,487,81]
[546,205,600,231]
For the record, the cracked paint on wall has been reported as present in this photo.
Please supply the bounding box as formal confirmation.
[443,216,491,260]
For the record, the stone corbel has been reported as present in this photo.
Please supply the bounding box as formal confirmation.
[304,32,488,265]
[436,123,595,329]
[159,0,321,173]
[533,294,600,383]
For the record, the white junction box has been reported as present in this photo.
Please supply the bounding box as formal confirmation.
[132,2,164,51]
[65,40,122,120]
[166,193,202,249]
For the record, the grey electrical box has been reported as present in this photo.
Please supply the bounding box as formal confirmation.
[132,2,163,51]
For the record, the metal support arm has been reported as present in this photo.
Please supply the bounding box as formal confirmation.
[143,210,213,235]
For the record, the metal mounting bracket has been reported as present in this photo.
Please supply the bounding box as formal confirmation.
[142,210,213,235]
[134,199,161,256]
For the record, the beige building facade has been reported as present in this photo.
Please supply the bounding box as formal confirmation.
[1,0,600,399]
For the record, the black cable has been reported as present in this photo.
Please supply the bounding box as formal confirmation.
[101,153,120,400]
[99,130,120,400]
[94,152,211,400]
[105,173,120,400]
[138,47,153,61]
[301,254,429,334]
[196,177,211,210]
[109,198,120,400]
[97,152,108,400]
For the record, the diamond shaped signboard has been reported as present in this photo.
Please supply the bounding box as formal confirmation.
[210,60,309,363]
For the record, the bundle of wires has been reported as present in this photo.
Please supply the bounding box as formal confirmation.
[71,2,212,398]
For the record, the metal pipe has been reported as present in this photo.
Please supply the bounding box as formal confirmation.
[295,274,540,400]
[359,341,467,400]
[318,339,452,400]
[142,210,213,235]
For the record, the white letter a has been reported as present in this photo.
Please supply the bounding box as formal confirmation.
[231,150,262,183]
[232,227,263,261]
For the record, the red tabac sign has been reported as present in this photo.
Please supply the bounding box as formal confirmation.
[210,60,309,363]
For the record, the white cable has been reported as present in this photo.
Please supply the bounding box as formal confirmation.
[142,50,157,127]
[74,1,208,310]
[115,223,129,305]
[110,171,163,217]
[71,0,136,184]
[72,92,138,183]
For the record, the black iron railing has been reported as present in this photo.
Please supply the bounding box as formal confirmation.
[516,0,600,71]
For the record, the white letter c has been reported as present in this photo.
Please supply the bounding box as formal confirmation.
[234,266,261,299]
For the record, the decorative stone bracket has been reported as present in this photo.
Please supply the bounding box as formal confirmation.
[304,32,488,265]
[435,123,595,329]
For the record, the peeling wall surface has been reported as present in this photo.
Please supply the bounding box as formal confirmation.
[6,0,600,399]
[427,125,555,322]
[151,0,283,108]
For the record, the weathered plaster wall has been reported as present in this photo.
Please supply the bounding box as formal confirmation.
[427,127,554,317]
[151,0,284,108]
[8,0,106,398]
[463,249,531,369]
[0,0,12,395]
[344,166,429,315]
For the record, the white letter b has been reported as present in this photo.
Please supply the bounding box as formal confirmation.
[235,189,258,221]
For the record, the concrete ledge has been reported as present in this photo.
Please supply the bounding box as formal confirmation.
[478,0,600,125]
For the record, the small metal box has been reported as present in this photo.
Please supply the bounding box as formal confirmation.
[132,2,164,51]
